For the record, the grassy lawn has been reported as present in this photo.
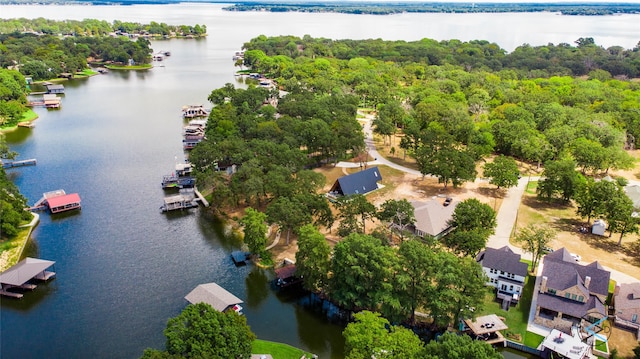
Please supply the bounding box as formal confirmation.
[252,339,312,359]
[478,273,539,346]
[0,226,31,271]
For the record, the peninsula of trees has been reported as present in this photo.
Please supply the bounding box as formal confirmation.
[224,1,640,16]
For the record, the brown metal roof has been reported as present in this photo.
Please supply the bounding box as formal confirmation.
[275,265,296,279]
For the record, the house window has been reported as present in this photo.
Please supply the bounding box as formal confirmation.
[571,294,577,300]
[500,271,505,275]
[565,293,571,299]
[509,285,514,291]
[632,314,638,323]
[578,296,584,302]
[547,289,556,295]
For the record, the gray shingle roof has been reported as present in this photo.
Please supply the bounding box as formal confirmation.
[543,248,610,297]
[477,246,528,277]
[330,166,382,196]
[184,283,243,312]
[410,199,458,237]
[537,292,606,318]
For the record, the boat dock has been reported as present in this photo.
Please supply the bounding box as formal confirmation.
[0,257,56,299]
[18,122,35,128]
[2,158,37,169]
[194,187,209,207]
[30,190,81,213]
[160,188,198,212]
[182,105,209,119]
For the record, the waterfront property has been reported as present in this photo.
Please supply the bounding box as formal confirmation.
[540,329,590,359]
[534,248,610,334]
[613,282,640,339]
[231,251,250,266]
[30,190,81,213]
[182,105,209,118]
[406,198,458,239]
[273,265,302,289]
[463,314,508,345]
[0,257,56,299]
[45,83,65,94]
[1,158,37,169]
[160,188,198,212]
[477,246,528,307]
[185,282,244,315]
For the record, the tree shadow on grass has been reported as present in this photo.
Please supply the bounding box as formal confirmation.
[474,187,507,199]
[521,196,572,211]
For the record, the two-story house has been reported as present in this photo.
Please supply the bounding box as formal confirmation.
[476,246,528,306]
[613,282,640,339]
[534,248,610,334]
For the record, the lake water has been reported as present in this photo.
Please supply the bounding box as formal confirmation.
[2,4,637,358]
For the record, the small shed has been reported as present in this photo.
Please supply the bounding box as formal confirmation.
[185,282,243,313]
[592,219,607,236]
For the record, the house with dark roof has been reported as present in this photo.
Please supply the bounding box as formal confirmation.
[534,248,611,334]
[476,246,528,305]
[613,282,640,338]
[328,166,382,197]
[406,198,458,239]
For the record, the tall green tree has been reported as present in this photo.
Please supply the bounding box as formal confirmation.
[343,311,425,359]
[537,158,585,202]
[141,302,255,359]
[514,224,556,273]
[240,207,268,255]
[335,194,377,236]
[483,155,519,189]
[329,233,395,311]
[423,332,502,359]
[376,198,416,240]
[393,240,437,324]
[295,224,331,292]
[265,196,312,245]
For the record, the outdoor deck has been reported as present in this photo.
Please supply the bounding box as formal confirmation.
[0,257,56,299]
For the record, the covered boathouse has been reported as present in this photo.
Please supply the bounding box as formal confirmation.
[46,192,81,214]
[0,257,56,298]
[185,282,243,315]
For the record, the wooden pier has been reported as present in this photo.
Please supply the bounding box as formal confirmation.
[194,187,210,207]
[1,158,37,169]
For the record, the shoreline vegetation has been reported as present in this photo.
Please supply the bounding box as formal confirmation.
[223,1,640,16]
[1,1,639,16]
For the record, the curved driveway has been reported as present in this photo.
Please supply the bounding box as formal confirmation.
[338,115,639,283]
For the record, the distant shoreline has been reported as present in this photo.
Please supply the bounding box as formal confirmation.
[1,1,638,16]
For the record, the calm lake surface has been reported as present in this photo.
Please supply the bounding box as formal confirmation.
[2,4,637,358]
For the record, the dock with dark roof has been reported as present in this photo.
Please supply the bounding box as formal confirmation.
[0,257,56,299]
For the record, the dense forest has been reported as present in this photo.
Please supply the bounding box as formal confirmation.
[2,0,639,16]
[225,1,640,16]
[0,18,207,38]
[0,18,207,81]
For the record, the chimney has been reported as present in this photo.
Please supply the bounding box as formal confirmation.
[584,276,591,290]
[540,276,548,293]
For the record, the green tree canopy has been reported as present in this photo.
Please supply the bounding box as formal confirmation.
[240,207,268,255]
[423,332,502,359]
[343,311,425,359]
[141,302,255,359]
[483,155,519,189]
[295,224,331,292]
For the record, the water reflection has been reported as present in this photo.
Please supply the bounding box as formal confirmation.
[245,268,269,308]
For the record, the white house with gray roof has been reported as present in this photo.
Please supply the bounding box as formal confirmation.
[535,248,610,334]
[476,246,528,304]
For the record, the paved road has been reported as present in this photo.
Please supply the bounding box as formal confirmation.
[339,114,639,284]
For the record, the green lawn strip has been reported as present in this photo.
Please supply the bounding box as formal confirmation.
[252,339,312,359]
[523,331,544,348]
[607,279,616,305]
[74,69,98,78]
[595,339,607,352]
[22,109,38,122]
[525,180,538,194]
[478,274,536,343]
[0,225,32,271]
